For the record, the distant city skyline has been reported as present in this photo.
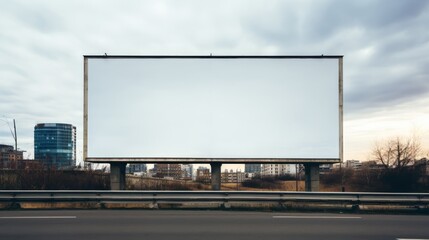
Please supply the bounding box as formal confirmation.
[1,1,429,168]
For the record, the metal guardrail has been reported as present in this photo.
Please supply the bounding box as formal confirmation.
[0,191,428,205]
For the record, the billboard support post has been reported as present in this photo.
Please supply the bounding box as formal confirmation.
[110,162,126,190]
[210,163,222,190]
[304,163,320,191]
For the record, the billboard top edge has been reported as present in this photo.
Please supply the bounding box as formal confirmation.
[84,157,341,164]
[83,55,344,59]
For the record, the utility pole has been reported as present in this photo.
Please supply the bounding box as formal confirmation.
[13,119,17,151]
[236,169,239,190]
[295,164,298,191]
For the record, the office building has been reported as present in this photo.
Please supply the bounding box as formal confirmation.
[245,164,261,174]
[196,166,210,183]
[345,160,362,170]
[34,123,76,169]
[181,164,193,180]
[320,164,333,174]
[261,164,292,176]
[126,164,147,174]
[154,163,182,179]
[221,169,246,183]
[0,144,24,169]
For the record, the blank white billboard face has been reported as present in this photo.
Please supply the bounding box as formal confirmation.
[85,57,341,160]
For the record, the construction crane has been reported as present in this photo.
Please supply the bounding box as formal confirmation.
[0,117,18,151]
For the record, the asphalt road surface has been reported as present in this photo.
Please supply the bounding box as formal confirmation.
[0,210,428,240]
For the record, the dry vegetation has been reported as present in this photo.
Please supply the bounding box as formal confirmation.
[0,169,109,190]
[320,168,429,192]
[1,166,427,192]
[127,175,210,190]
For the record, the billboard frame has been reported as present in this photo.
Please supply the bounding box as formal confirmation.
[83,55,343,164]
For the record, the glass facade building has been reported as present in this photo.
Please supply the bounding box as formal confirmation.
[34,123,76,169]
[244,164,261,174]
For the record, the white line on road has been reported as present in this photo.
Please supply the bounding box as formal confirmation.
[273,216,362,219]
[397,239,429,240]
[0,216,77,219]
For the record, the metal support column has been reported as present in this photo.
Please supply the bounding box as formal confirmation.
[304,163,320,192]
[110,162,126,190]
[210,163,222,190]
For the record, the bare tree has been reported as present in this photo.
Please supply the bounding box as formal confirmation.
[372,135,422,169]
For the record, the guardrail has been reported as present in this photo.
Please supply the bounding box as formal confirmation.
[0,191,428,212]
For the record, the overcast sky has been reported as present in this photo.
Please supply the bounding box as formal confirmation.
[1,0,428,168]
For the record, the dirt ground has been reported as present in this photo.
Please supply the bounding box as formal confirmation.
[221,181,306,191]
[128,177,344,192]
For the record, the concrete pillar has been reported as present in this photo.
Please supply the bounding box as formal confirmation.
[304,163,320,192]
[210,163,222,190]
[110,162,126,190]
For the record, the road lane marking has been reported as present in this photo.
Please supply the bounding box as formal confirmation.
[273,216,362,219]
[0,216,77,219]
[397,239,429,240]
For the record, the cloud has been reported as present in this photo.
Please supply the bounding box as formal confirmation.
[345,75,429,113]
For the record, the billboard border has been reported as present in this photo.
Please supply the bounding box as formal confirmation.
[85,157,340,164]
[83,55,343,164]
[84,55,343,59]
[83,57,88,161]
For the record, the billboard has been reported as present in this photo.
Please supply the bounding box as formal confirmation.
[84,56,343,163]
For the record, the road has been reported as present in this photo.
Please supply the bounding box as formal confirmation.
[0,210,428,240]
